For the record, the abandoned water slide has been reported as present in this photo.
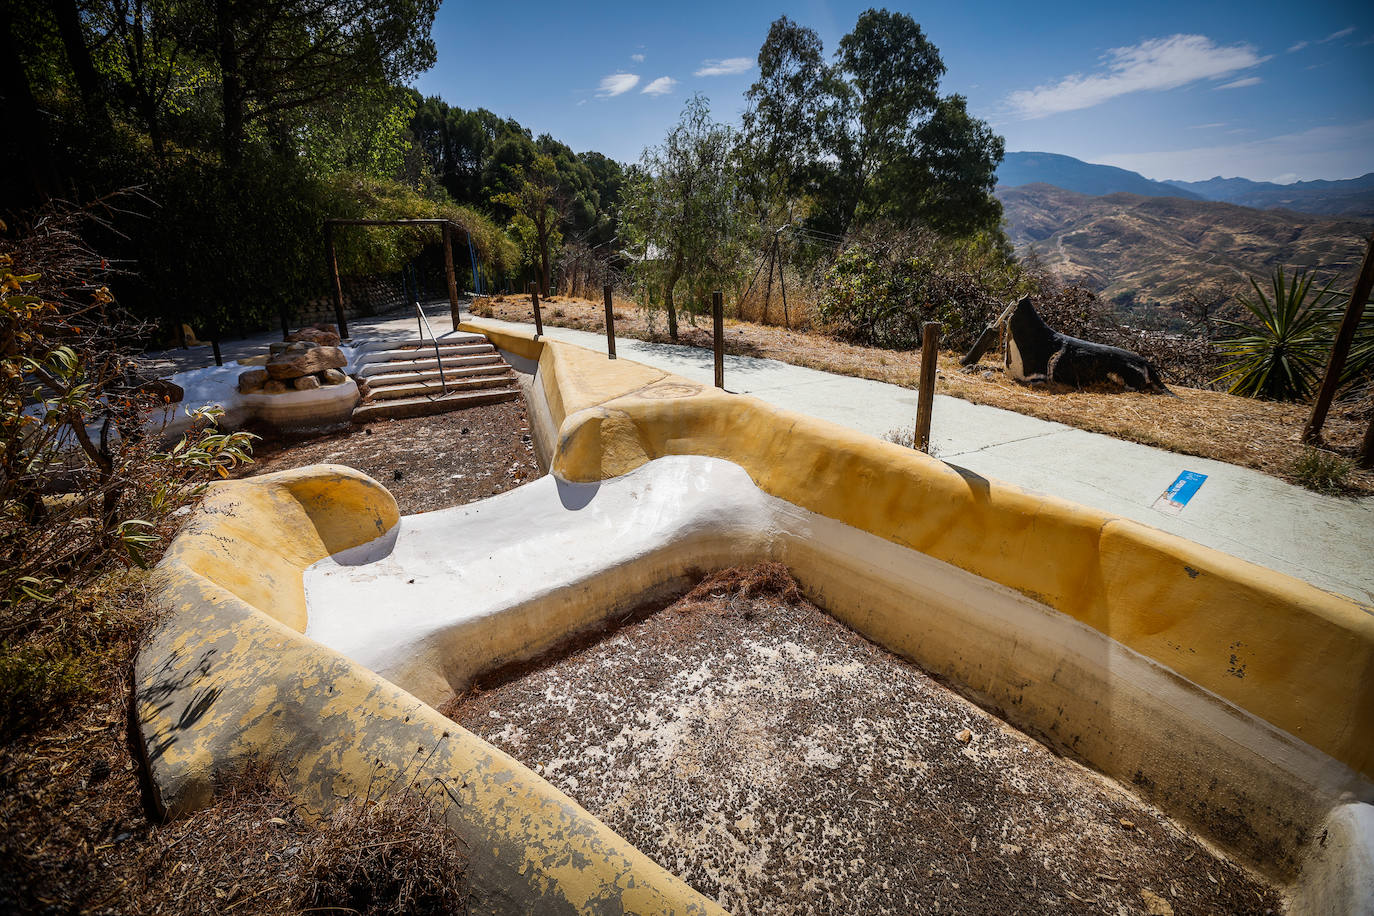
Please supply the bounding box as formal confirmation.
[135,328,1374,915]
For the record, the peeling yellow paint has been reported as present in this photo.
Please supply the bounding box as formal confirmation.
[470,324,1374,781]
[137,329,1373,915]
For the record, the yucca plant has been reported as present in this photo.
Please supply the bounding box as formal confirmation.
[1214,267,1339,401]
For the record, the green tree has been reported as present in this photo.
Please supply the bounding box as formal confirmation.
[206,0,439,165]
[832,8,1003,235]
[493,154,567,294]
[739,16,843,213]
[738,10,1004,240]
[621,95,744,340]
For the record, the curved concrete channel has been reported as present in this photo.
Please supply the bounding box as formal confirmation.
[136,328,1374,914]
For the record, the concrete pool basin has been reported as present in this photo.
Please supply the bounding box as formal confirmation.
[136,329,1374,914]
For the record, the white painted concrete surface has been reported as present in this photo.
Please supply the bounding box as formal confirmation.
[468,316,1374,604]
[303,455,1372,911]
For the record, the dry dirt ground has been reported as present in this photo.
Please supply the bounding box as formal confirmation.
[447,565,1281,916]
[0,404,544,914]
[475,293,1373,495]
[0,571,467,915]
[239,398,542,512]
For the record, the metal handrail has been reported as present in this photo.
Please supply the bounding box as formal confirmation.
[413,300,449,395]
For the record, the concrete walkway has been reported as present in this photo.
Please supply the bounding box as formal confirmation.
[143,303,1374,603]
[466,315,1374,604]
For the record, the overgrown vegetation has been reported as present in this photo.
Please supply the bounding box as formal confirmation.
[620,10,1005,340]
[1290,447,1355,495]
[0,0,579,338]
[0,213,472,910]
[1216,266,1373,402]
[1,208,255,625]
[817,226,1026,352]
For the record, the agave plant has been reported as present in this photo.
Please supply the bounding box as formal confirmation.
[1214,267,1339,401]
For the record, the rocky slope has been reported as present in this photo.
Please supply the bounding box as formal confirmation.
[997,183,1371,304]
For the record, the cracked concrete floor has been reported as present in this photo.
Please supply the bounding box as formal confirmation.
[446,566,1280,916]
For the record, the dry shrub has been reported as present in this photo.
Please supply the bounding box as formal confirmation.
[122,765,466,916]
[686,563,802,604]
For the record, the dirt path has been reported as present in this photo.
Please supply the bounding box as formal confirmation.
[239,399,542,514]
[447,565,1280,916]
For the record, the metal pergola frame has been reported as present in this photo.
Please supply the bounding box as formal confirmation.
[322,218,467,338]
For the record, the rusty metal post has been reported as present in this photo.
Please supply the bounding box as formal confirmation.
[442,223,461,329]
[324,222,348,339]
[915,321,941,452]
[604,284,616,359]
[1303,230,1374,444]
[712,290,725,389]
[529,281,543,338]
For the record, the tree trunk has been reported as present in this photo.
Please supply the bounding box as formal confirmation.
[216,0,244,166]
[665,252,683,341]
[0,4,59,202]
[51,0,109,130]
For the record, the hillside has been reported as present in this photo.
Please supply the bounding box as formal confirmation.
[996,183,1372,304]
[997,151,1202,200]
[1166,173,1374,219]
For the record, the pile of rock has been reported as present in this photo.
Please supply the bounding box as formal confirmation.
[286,323,342,347]
[239,341,350,394]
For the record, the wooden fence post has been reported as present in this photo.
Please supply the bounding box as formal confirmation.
[712,290,725,389]
[1303,231,1374,444]
[915,321,941,452]
[529,281,543,338]
[324,221,348,339]
[604,284,616,359]
[442,223,461,330]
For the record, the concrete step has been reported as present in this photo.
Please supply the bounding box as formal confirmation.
[358,351,500,377]
[363,372,516,402]
[351,386,521,423]
[363,360,508,387]
[364,334,490,351]
[360,342,496,367]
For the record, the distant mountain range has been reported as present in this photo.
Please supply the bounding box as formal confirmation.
[995,183,1371,306]
[1164,174,1374,219]
[997,151,1374,218]
[997,152,1200,201]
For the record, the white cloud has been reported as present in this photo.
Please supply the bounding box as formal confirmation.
[1322,26,1355,42]
[1216,76,1261,90]
[1004,34,1268,119]
[1098,119,1374,183]
[597,73,640,97]
[694,57,753,77]
[1287,40,1309,53]
[641,76,677,96]
[631,53,645,63]
[1189,122,1228,129]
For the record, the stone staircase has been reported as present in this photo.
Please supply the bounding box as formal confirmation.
[351,334,520,423]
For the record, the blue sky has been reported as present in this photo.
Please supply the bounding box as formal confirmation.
[413,1,1374,183]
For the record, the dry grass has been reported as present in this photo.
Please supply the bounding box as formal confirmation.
[474,293,1374,495]
[0,571,468,915]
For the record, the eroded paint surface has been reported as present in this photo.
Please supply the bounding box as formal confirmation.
[468,324,1374,781]
[137,329,1374,913]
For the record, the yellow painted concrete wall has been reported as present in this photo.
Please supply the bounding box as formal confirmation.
[139,464,724,914]
[137,326,1374,912]
[472,325,1374,782]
